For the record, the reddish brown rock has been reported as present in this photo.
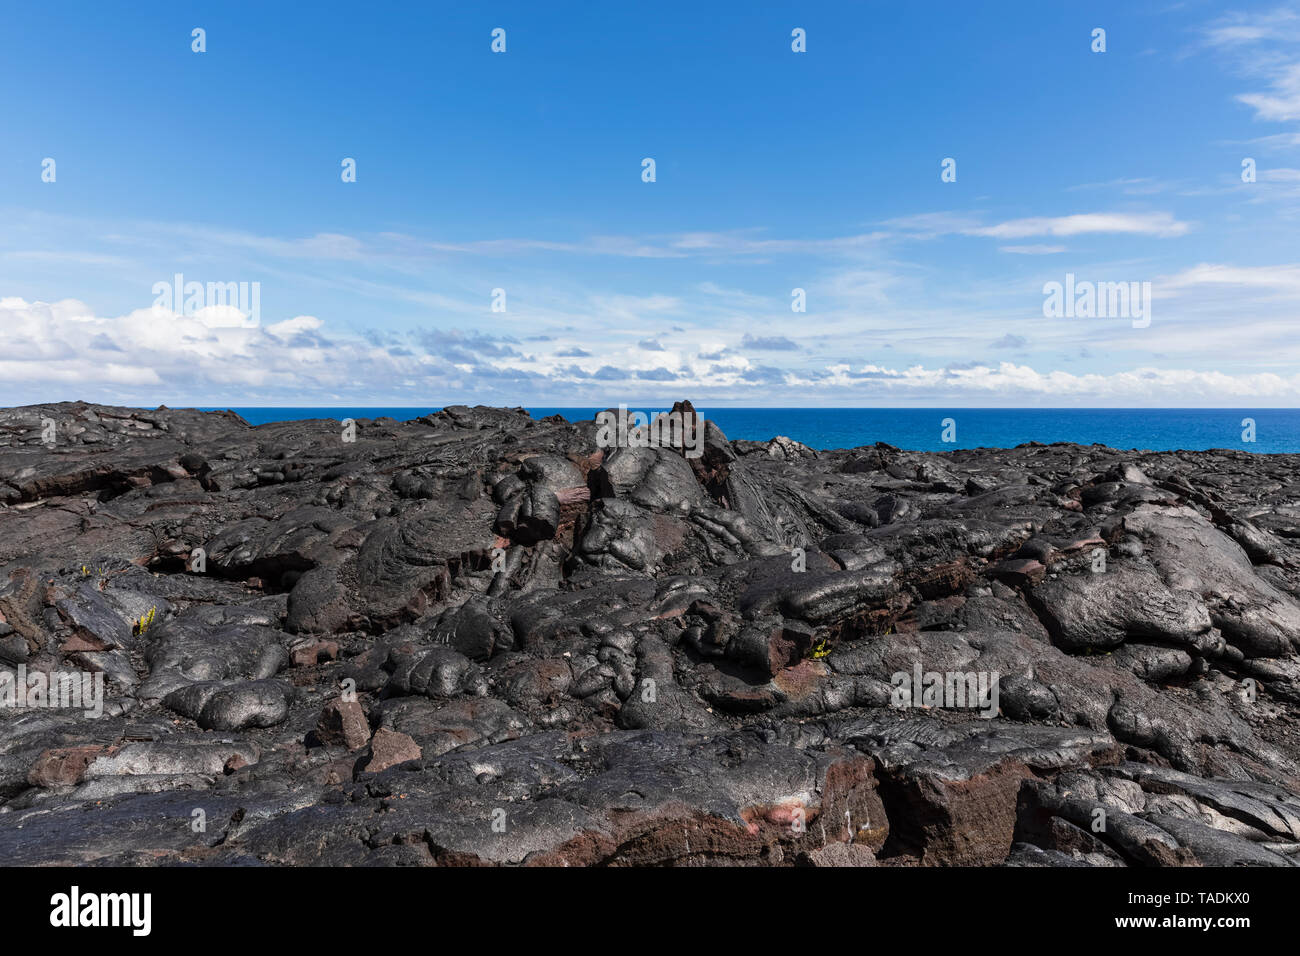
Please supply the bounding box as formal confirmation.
[798,843,877,866]
[910,559,975,599]
[990,558,1046,586]
[28,745,113,788]
[291,639,340,667]
[361,728,421,773]
[224,753,249,774]
[316,699,371,750]
[59,632,110,653]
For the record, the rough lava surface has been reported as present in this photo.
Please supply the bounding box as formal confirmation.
[2,400,1300,867]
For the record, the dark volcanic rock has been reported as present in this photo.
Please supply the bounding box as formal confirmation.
[1,400,1300,866]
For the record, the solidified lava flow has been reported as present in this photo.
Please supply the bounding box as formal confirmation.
[2,400,1299,866]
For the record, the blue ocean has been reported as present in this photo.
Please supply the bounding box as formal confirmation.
[207,407,1299,454]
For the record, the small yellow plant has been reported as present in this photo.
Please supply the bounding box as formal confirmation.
[131,605,157,637]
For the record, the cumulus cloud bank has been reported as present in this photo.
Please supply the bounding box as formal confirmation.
[4,296,1298,408]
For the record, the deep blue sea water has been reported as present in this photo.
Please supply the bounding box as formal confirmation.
[207,407,1299,454]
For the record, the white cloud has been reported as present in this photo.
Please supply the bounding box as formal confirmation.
[814,361,1300,402]
[187,225,890,263]
[1203,7,1300,49]
[1202,6,1300,124]
[3,296,1298,408]
[968,212,1190,239]
[1161,261,1300,292]
[1240,62,1300,122]
[887,211,1190,240]
[267,315,325,335]
[999,244,1067,255]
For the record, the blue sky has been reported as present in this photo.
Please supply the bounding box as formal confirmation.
[2,0,1299,407]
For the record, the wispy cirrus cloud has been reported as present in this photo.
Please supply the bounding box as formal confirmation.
[1161,261,1300,292]
[886,211,1191,240]
[1201,5,1300,124]
[999,244,1067,255]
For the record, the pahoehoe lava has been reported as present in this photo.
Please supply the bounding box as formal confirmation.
[2,399,1300,866]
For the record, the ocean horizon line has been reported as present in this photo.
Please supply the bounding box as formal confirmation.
[174,405,1300,455]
